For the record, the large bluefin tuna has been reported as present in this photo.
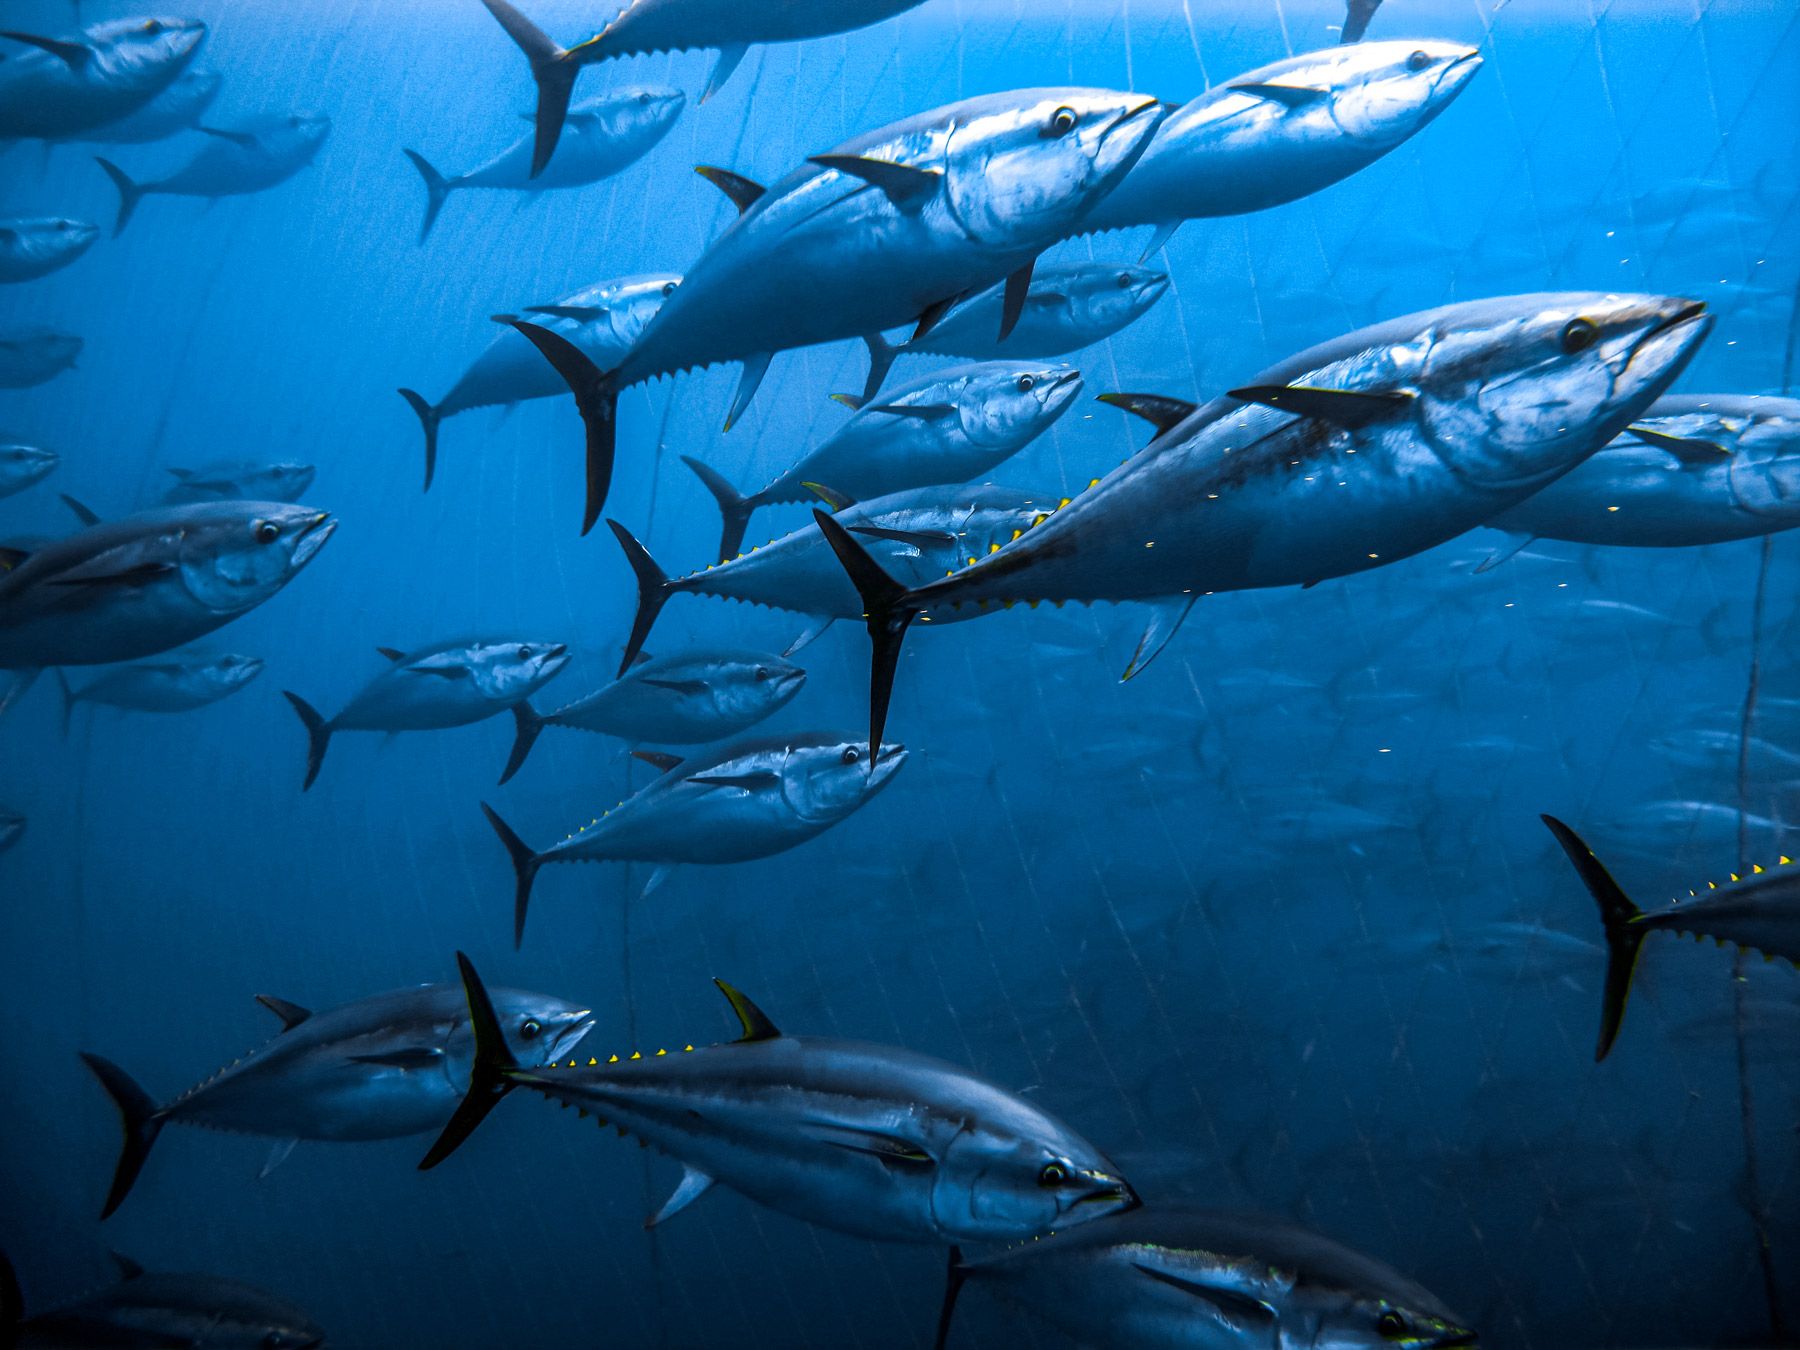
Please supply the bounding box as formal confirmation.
[55,651,263,734]
[1083,41,1483,258]
[0,18,205,141]
[95,112,331,235]
[936,1207,1476,1349]
[815,292,1714,750]
[1479,394,1800,567]
[854,263,1167,402]
[404,88,684,242]
[511,87,1167,530]
[482,731,906,944]
[686,361,1082,561]
[281,638,571,790]
[81,981,595,1217]
[161,459,317,504]
[2,1249,324,1349]
[0,218,100,282]
[481,0,929,172]
[0,330,82,388]
[502,648,807,785]
[398,272,678,491]
[422,954,1138,1248]
[0,443,58,500]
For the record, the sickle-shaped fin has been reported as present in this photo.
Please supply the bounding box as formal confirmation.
[1228,81,1329,108]
[49,561,173,587]
[866,402,955,420]
[606,519,674,676]
[724,353,773,432]
[713,978,781,1041]
[998,258,1037,343]
[1229,383,1415,429]
[682,455,754,563]
[1341,0,1382,43]
[647,1164,716,1227]
[258,1137,299,1180]
[701,44,748,102]
[810,154,943,205]
[196,125,260,147]
[1097,391,1197,439]
[630,749,684,773]
[1121,595,1197,681]
[849,524,955,550]
[694,163,764,214]
[480,803,543,949]
[913,295,959,343]
[0,30,91,67]
[783,616,833,656]
[500,701,545,785]
[375,646,406,662]
[480,0,578,178]
[1540,815,1646,1062]
[59,494,100,527]
[419,952,521,1168]
[80,1053,164,1220]
[1139,219,1180,263]
[111,1251,146,1281]
[254,995,313,1030]
[804,482,856,512]
[812,508,915,755]
[396,389,443,491]
[690,770,780,791]
[508,320,617,533]
[1628,424,1731,463]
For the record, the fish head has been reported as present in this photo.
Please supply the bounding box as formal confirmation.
[1302,1285,1477,1349]
[1411,293,1712,492]
[780,737,907,822]
[704,652,809,721]
[604,273,682,348]
[203,652,265,693]
[945,90,1166,246]
[92,18,207,85]
[255,462,317,501]
[1726,402,1800,521]
[579,85,686,140]
[958,363,1083,447]
[176,501,335,615]
[490,990,597,1065]
[1291,39,1483,148]
[465,640,573,702]
[0,442,58,487]
[25,218,101,258]
[1073,263,1170,328]
[933,1121,1137,1241]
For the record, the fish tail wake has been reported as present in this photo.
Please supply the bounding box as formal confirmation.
[499,700,545,786]
[1540,814,1646,1062]
[480,0,579,178]
[480,802,543,948]
[857,333,900,407]
[810,507,917,756]
[508,320,618,533]
[93,157,145,237]
[681,455,755,563]
[280,691,332,792]
[605,519,674,676]
[401,149,454,244]
[80,1052,165,1219]
[52,668,77,740]
[396,388,443,492]
[419,951,522,1169]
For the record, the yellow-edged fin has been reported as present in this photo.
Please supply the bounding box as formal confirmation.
[713,978,782,1042]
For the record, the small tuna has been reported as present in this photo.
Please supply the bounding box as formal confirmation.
[162,459,316,504]
[0,18,206,141]
[1541,815,1800,1062]
[95,112,331,235]
[0,329,82,388]
[0,217,100,282]
[502,648,806,784]
[55,651,263,734]
[0,443,58,500]
[421,953,1137,1248]
[281,638,571,790]
[483,730,905,944]
[81,980,595,1216]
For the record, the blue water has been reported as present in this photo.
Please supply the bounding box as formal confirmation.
[2,0,1797,1346]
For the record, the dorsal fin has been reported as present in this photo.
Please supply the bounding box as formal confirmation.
[110,1251,145,1282]
[631,749,683,773]
[804,482,856,511]
[713,979,780,1042]
[255,994,313,1030]
[694,164,766,216]
[60,494,100,527]
[376,646,406,662]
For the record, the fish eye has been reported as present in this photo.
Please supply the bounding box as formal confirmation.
[520,1018,542,1040]
[1407,49,1431,71]
[1560,317,1599,354]
[1117,272,1134,288]
[253,520,281,545]
[1016,373,1036,392]
[1038,1162,1068,1186]
[1046,106,1078,137]
[841,746,861,765]
[1377,1310,1407,1339]
[662,281,677,297]
[518,646,534,661]
[754,666,770,682]
[142,19,164,34]
[638,92,652,105]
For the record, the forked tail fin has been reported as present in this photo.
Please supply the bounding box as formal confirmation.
[281,692,331,791]
[80,1053,164,1219]
[480,802,543,949]
[508,320,618,533]
[681,455,755,563]
[480,0,580,178]
[418,951,522,1169]
[396,388,443,491]
[810,508,916,756]
[401,149,453,242]
[605,519,674,677]
[93,157,144,236]
[1540,814,1646,1062]
[499,700,545,786]
[934,1248,968,1350]
[857,333,900,407]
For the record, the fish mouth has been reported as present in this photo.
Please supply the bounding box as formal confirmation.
[1073,1171,1139,1213]
[1624,300,1711,379]
[777,668,808,693]
[1135,272,1172,306]
[1103,94,1169,145]
[290,512,336,569]
[1435,49,1484,99]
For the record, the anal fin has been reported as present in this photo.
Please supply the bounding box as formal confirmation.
[646,1164,715,1228]
[1121,595,1197,681]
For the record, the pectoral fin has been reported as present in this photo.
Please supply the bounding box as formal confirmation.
[196,125,262,147]
[50,561,175,587]
[637,677,708,696]
[523,304,603,321]
[810,154,943,205]
[407,664,470,680]
[1628,425,1731,462]
[1121,595,1197,681]
[999,258,1037,342]
[0,31,92,68]
[694,163,765,215]
[866,402,955,420]
[1139,220,1180,263]
[347,1047,446,1069]
[800,1122,933,1165]
[646,1164,716,1228]
[1228,81,1328,108]
[59,494,100,527]
[849,525,955,550]
[254,994,313,1030]
[1229,383,1415,429]
[1131,1263,1278,1332]
[258,1138,299,1180]
[689,771,780,791]
[630,749,684,773]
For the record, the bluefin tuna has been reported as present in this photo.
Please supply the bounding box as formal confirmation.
[482,731,906,943]
[81,980,594,1217]
[0,443,58,500]
[161,459,317,504]
[502,648,807,784]
[398,272,678,490]
[0,218,99,282]
[0,807,21,853]
[0,329,82,388]
[421,952,1137,1248]
[937,1207,1475,1349]
[55,651,263,734]
[281,638,571,790]
[2,1249,324,1349]
[95,112,331,235]
[686,362,1082,560]
[404,87,684,242]
[1479,394,1800,568]
[1541,815,1800,1062]
[482,0,929,172]
[854,263,1166,403]
[60,63,220,142]
[817,292,1713,750]
[0,18,205,141]
[513,87,1166,529]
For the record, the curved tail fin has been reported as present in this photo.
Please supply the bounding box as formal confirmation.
[397,388,443,492]
[499,700,545,786]
[419,951,522,1169]
[480,802,543,949]
[480,0,579,178]
[401,149,453,243]
[605,519,674,677]
[93,157,143,237]
[810,508,915,756]
[53,668,76,740]
[681,455,755,563]
[858,333,899,407]
[508,320,618,534]
[934,1248,968,1350]
[80,1053,164,1220]
[281,692,331,791]
[1540,814,1645,1062]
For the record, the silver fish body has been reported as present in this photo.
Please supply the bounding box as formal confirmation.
[0,18,206,141]
[0,329,82,388]
[0,443,59,499]
[0,218,99,282]
[580,0,924,58]
[162,460,317,503]
[63,652,263,716]
[97,113,330,234]
[12,1257,324,1350]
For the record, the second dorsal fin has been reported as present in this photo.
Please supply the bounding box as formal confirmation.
[713,979,781,1042]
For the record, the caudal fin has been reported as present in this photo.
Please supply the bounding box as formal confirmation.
[93,157,144,237]
[858,333,899,406]
[605,519,674,677]
[80,1053,164,1220]
[681,455,755,562]
[499,700,545,785]
[53,668,76,740]
[480,802,543,948]
[810,508,915,756]
[508,320,618,533]
[935,1247,968,1350]
[480,0,579,178]
[396,388,443,492]
[401,149,453,243]
[419,951,522,1169]
[281,691,331,791]
[1540,814,1646,1062]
